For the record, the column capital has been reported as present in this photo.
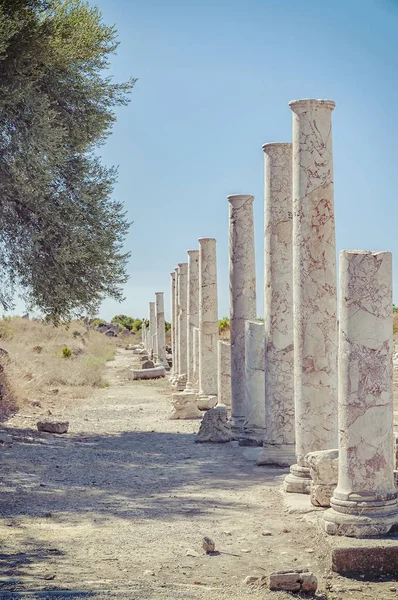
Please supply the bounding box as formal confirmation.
[289,98,335,113]
[262,142,291,154]
[155,291,164,296]
[170,271,176,278]
[227,194,254,206]
[187,249,199,257]
[177,262,188,268]
[198,237,216,244]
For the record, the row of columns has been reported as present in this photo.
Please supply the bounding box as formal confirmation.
[145,97,397,538]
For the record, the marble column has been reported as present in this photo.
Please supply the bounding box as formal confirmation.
[193,326,200,392]
[171,266,180,384]
[257,143,295,467]
[142,323,147,349]
[155,292,167,367]
[149,301,156,357]
[323,250,398,537]
[198,238,218,409]
[240,320,265,446]
[184,250,200,392]
[176,262,188,390]
[284,99,338,494]
[228,194,257,437]
[170,272,176,376]
[217,341,231,408]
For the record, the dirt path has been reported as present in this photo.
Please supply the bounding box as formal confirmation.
[0,350,396,599]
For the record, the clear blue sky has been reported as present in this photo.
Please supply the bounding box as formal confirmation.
[13,0,398,321]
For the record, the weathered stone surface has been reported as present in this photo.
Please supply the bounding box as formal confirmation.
[332,546,398,576]
[195,407,231,443]
[306,449,338,507]
[170,392,202,420]
[141,360,155,369]
[177,263,188,386]
[310,483,335,508]
[240,321,265,446]
[155,291,167,365]
[197,395,217,411]
[285,99,338,495]
[217,341,231,407]
[184,250,199,392]
[268,569,317,593]
[228,195,256,436]
[37,421,69,434]
[243,575,267,587]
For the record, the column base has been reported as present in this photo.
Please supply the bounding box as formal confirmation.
[230,416,245,440]
[283,464,311,494]
[257,443,296,467]
[322,496,398,537]
[170,392,202,420]
[197,394,218,411]
[238,426,265,447]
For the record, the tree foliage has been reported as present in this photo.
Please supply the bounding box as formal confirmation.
[0,0,136,321]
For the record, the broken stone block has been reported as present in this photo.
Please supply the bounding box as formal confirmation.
[37,421,69,434]
[196,394,217,411]
[141,360,155,369]
[268,569,317,593]
[195,406,231,443]
[306,449,338,507]
[170,392,202,420]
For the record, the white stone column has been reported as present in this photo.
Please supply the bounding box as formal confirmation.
[142,323,147,349]
[176,262,188,390]
[217,341,231,408]
[155,292,167,367]
[257,142,295,467]
[193,326,200,392]
[171,266,180,384]
[241,321,265,446]
[185,250,200,392]
[149,301,156,357]
[198,238,218,409]
[322,250,398,537]
[170,272,176,376]
[284,99,338,494]
[228,194,257,437]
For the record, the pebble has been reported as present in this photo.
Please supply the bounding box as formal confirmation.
[262,531,272,536]
[186,549,199,557]
[143,570,155,576]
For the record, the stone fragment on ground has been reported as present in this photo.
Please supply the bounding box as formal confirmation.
[268,569,317,593]
[244,575,267,587]
[37,421,69,434]
[141,359,155,369]
[202,536,215,553]
[0,431,12,444]
[170,392,202,420]
[195,406,231,443]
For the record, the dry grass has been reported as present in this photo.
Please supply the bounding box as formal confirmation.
[0,317,118,420]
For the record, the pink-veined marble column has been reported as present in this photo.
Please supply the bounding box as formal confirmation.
[257,142,295,466]
[170,272,176,377]
[284,99,338,494]
[185,250,199,392]
[198,238,219,408]
[176,262,188,390]
[228,195,257,437]
[322,250,398,537]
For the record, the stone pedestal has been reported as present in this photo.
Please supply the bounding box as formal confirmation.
[258,143,295,467]
[149,301,156,357]
[284,99,338,494]
[240,321,265,447]
[155,292,168,367]
[322,250,398,537]
[184,250,199,392]
[217,340,231,408]
[228,195,257,436]
[198,238,219,408]
[170,272,176,377]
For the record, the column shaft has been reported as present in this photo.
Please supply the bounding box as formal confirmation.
[155,292,167,365]
[228,194,257,436]
[217,340,231,407]
[177,263,188,388]
[258,143,295,466]
[284,99,338,494]
[149,302,156,357]
[323,250,398,537]
[185,250,199,391]
[170,272,176,376]
[241,320,265,446]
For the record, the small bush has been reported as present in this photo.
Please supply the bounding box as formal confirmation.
[62,347,72,358]
[219,317,230,334]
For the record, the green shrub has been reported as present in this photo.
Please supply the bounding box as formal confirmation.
[91,318,106,328]
[62,346,72,358]
[219,317,230,334]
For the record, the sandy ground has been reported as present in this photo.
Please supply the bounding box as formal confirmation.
[0,349,397,600]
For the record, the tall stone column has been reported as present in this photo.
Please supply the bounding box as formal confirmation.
[257,143,295,466]
[170,272,176,376]
[149,301,156,357]
[171,266,180,384]
[198,238,218,409]
[142,323,147,349]
[228,195,257,437]
[184,250,200,392]
[192,326,200,392]
[155,292,167,367]
[322,251,398,537]
[217,340,231,408]
[241,320,265,446]
[176,262,188,390]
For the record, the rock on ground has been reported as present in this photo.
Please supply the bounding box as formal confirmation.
[195,406,231,443]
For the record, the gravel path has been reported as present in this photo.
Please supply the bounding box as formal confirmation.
[0,350,396,599]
